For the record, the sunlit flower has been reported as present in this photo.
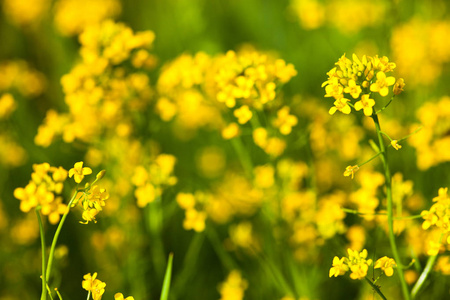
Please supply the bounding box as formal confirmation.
[354,94,375,116]
[370,71,395,97]
[329,256,349,277]
[391,140,402,150]
[343,165,359,179]
[82,272,106,300]
[374,256,396,277]
[69,161,92,183]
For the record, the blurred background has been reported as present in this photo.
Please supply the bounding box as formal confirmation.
[1,0,450,299]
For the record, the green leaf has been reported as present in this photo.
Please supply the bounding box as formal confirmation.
[160,253,174,300]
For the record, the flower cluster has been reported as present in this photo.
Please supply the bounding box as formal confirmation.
[409,96,450,170]
[290,0,386,34]
[391,18,450,86]
[0,60,46,98]
[176,192,207,232]
[69,162,108,224]
[213,47,297,110]
[218,270,248,300]
[53,0,122,36]
[14,163,68,224]
[421,187,450,254]
[329,248,375,280]
[131,154,177,208]
[156,47,297,139]
[82,272,134,300]
[35,20,156,147]
[322,53,404,116]
[2,0,49,27]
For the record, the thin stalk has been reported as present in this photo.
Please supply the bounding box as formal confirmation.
[342,208,422,220]
[206,228,237,271]
[36,210,47,300]
[46,189,79,282]
[365,277,387,300]
[147,194,167,278]
[230,137,253,178]
[411,234,443,298]
[372,113,410,300]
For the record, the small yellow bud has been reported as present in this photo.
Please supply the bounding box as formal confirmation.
[96,170,106,180]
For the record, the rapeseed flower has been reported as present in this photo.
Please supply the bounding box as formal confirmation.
[69,161,93,183]
[374,256,396,277]
[82,272,106,300]
[323,53,401,116]
[218,270,248,300]
[14,163,69,224]
[329,249,373,280]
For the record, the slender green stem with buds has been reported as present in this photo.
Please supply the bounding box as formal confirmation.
[46,186,79,282]
[372,113,411,300]
[37,210,47,300]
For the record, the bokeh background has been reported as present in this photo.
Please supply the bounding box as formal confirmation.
[1,0,450,299]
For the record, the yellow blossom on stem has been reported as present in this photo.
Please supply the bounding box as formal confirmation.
[391,140,402,150]
[329,98,351,115]
[114,293,135,300]
[343,165,359,179]
[354,94,375,116]
[370,71,395,97]
[347,248,372,280]
[344,80,362,99]
[69,161,92,183]
[329,256,349,277]
[82,272,106,300]
[374,256,396,277]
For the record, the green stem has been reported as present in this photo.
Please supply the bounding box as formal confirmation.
[342,208,422,220]
[372,113,410,300]
[147,194,166,278]
[36,210,47,300]
[365,277,387,300]
[358,151,382,168]
[46,189,79,282]
[230,137,253,178]
[411,234,443,299]
[206,227,237,271]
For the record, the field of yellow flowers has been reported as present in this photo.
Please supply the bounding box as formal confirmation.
[1,0,450,299]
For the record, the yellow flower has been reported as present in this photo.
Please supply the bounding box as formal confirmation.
[218,270,248,300]
[222,123,240,139]
[344,80,362,99]
[183,208,207,232]
[343,165,359,179]
[0,93,16,119]
[114,293,135,300]
[354,94,375,116]
[347,248,372,280]
[374,256,396,277]
[233,105,253,124]
[176,193,196,210]
[391,140,402,150]
[253,127,268,148]
[370,71,395,97]
[82,272,106,300]
[69,161,92,183]
[329,256,349,277]
[273,106,298,135]
[329,98,351,115]
[135,183,157,208]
